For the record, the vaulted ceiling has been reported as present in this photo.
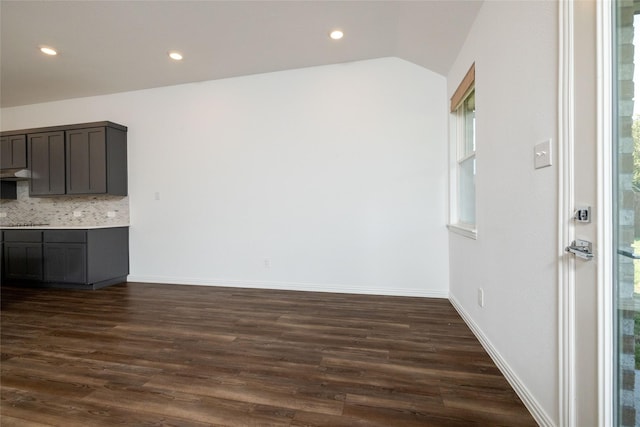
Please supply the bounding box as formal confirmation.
[0,1,483,108]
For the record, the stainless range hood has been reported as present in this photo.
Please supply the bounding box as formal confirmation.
[0,168,30,181]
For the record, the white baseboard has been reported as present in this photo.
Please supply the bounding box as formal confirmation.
[126,275,449,299]
[449,295,556,427]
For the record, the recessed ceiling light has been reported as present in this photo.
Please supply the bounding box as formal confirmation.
[168,51,183,61]
[39,46,57,56]
[329,30,344,40]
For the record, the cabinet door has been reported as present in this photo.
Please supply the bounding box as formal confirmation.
[29,131,65,196]
[44,244,87,283]
[66,128,106,194]
[4,243,43,281]
[0,135,27,169]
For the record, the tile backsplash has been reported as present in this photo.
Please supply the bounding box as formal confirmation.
[0,181,129,226]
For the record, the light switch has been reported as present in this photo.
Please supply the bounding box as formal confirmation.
[534,139,552,169]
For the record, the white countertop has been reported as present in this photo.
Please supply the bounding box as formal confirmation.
[0,225,129,230]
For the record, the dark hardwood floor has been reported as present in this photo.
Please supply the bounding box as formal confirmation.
[1,282,537,426]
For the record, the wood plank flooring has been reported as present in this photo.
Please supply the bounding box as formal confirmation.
[1,282,537,426]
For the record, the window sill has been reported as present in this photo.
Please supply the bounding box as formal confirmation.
[447,224,477,240]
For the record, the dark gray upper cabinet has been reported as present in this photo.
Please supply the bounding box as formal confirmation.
[65,125,127,196]
[105,127,128,196]
[0,135,27,169]
[3,121,128,198]
[66,127,107,194]
[29,131,66,196]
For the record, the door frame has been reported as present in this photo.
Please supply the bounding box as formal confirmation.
[558,0,577,425]
[558,0,614,425]
[595,1,614,425]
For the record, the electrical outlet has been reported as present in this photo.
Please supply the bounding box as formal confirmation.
[264,258,271,269]
[0,212,7,218]
[154,192,161,201]
[73,211,83,217]
[477,288,484,308]
[107,211,116,218]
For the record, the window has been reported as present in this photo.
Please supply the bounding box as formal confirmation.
[449,64,476,238]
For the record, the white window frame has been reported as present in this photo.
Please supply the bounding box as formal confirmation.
[448,64,477,239]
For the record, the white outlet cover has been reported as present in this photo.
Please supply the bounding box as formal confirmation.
[73,211,83,217]
[534,139,552,169]
[107,211,116,218]
[477,288,484,308]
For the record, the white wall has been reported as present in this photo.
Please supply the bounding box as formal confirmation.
[1,57,449,297]
[447,1,558,425]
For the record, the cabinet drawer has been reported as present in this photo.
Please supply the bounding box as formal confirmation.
[4,230,43,242]
[44,230,87,243]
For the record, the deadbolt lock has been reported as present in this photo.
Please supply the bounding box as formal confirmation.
[573,207,591,223]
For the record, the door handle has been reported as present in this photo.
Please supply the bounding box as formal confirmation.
[618,248,640,259]
[565,239,594,260]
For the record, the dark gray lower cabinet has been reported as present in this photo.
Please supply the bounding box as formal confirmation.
[2,227,128,289]
[4,243,43,281]
[44,243,87,283]
[3,230,44,281]
[44,230,87,284]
